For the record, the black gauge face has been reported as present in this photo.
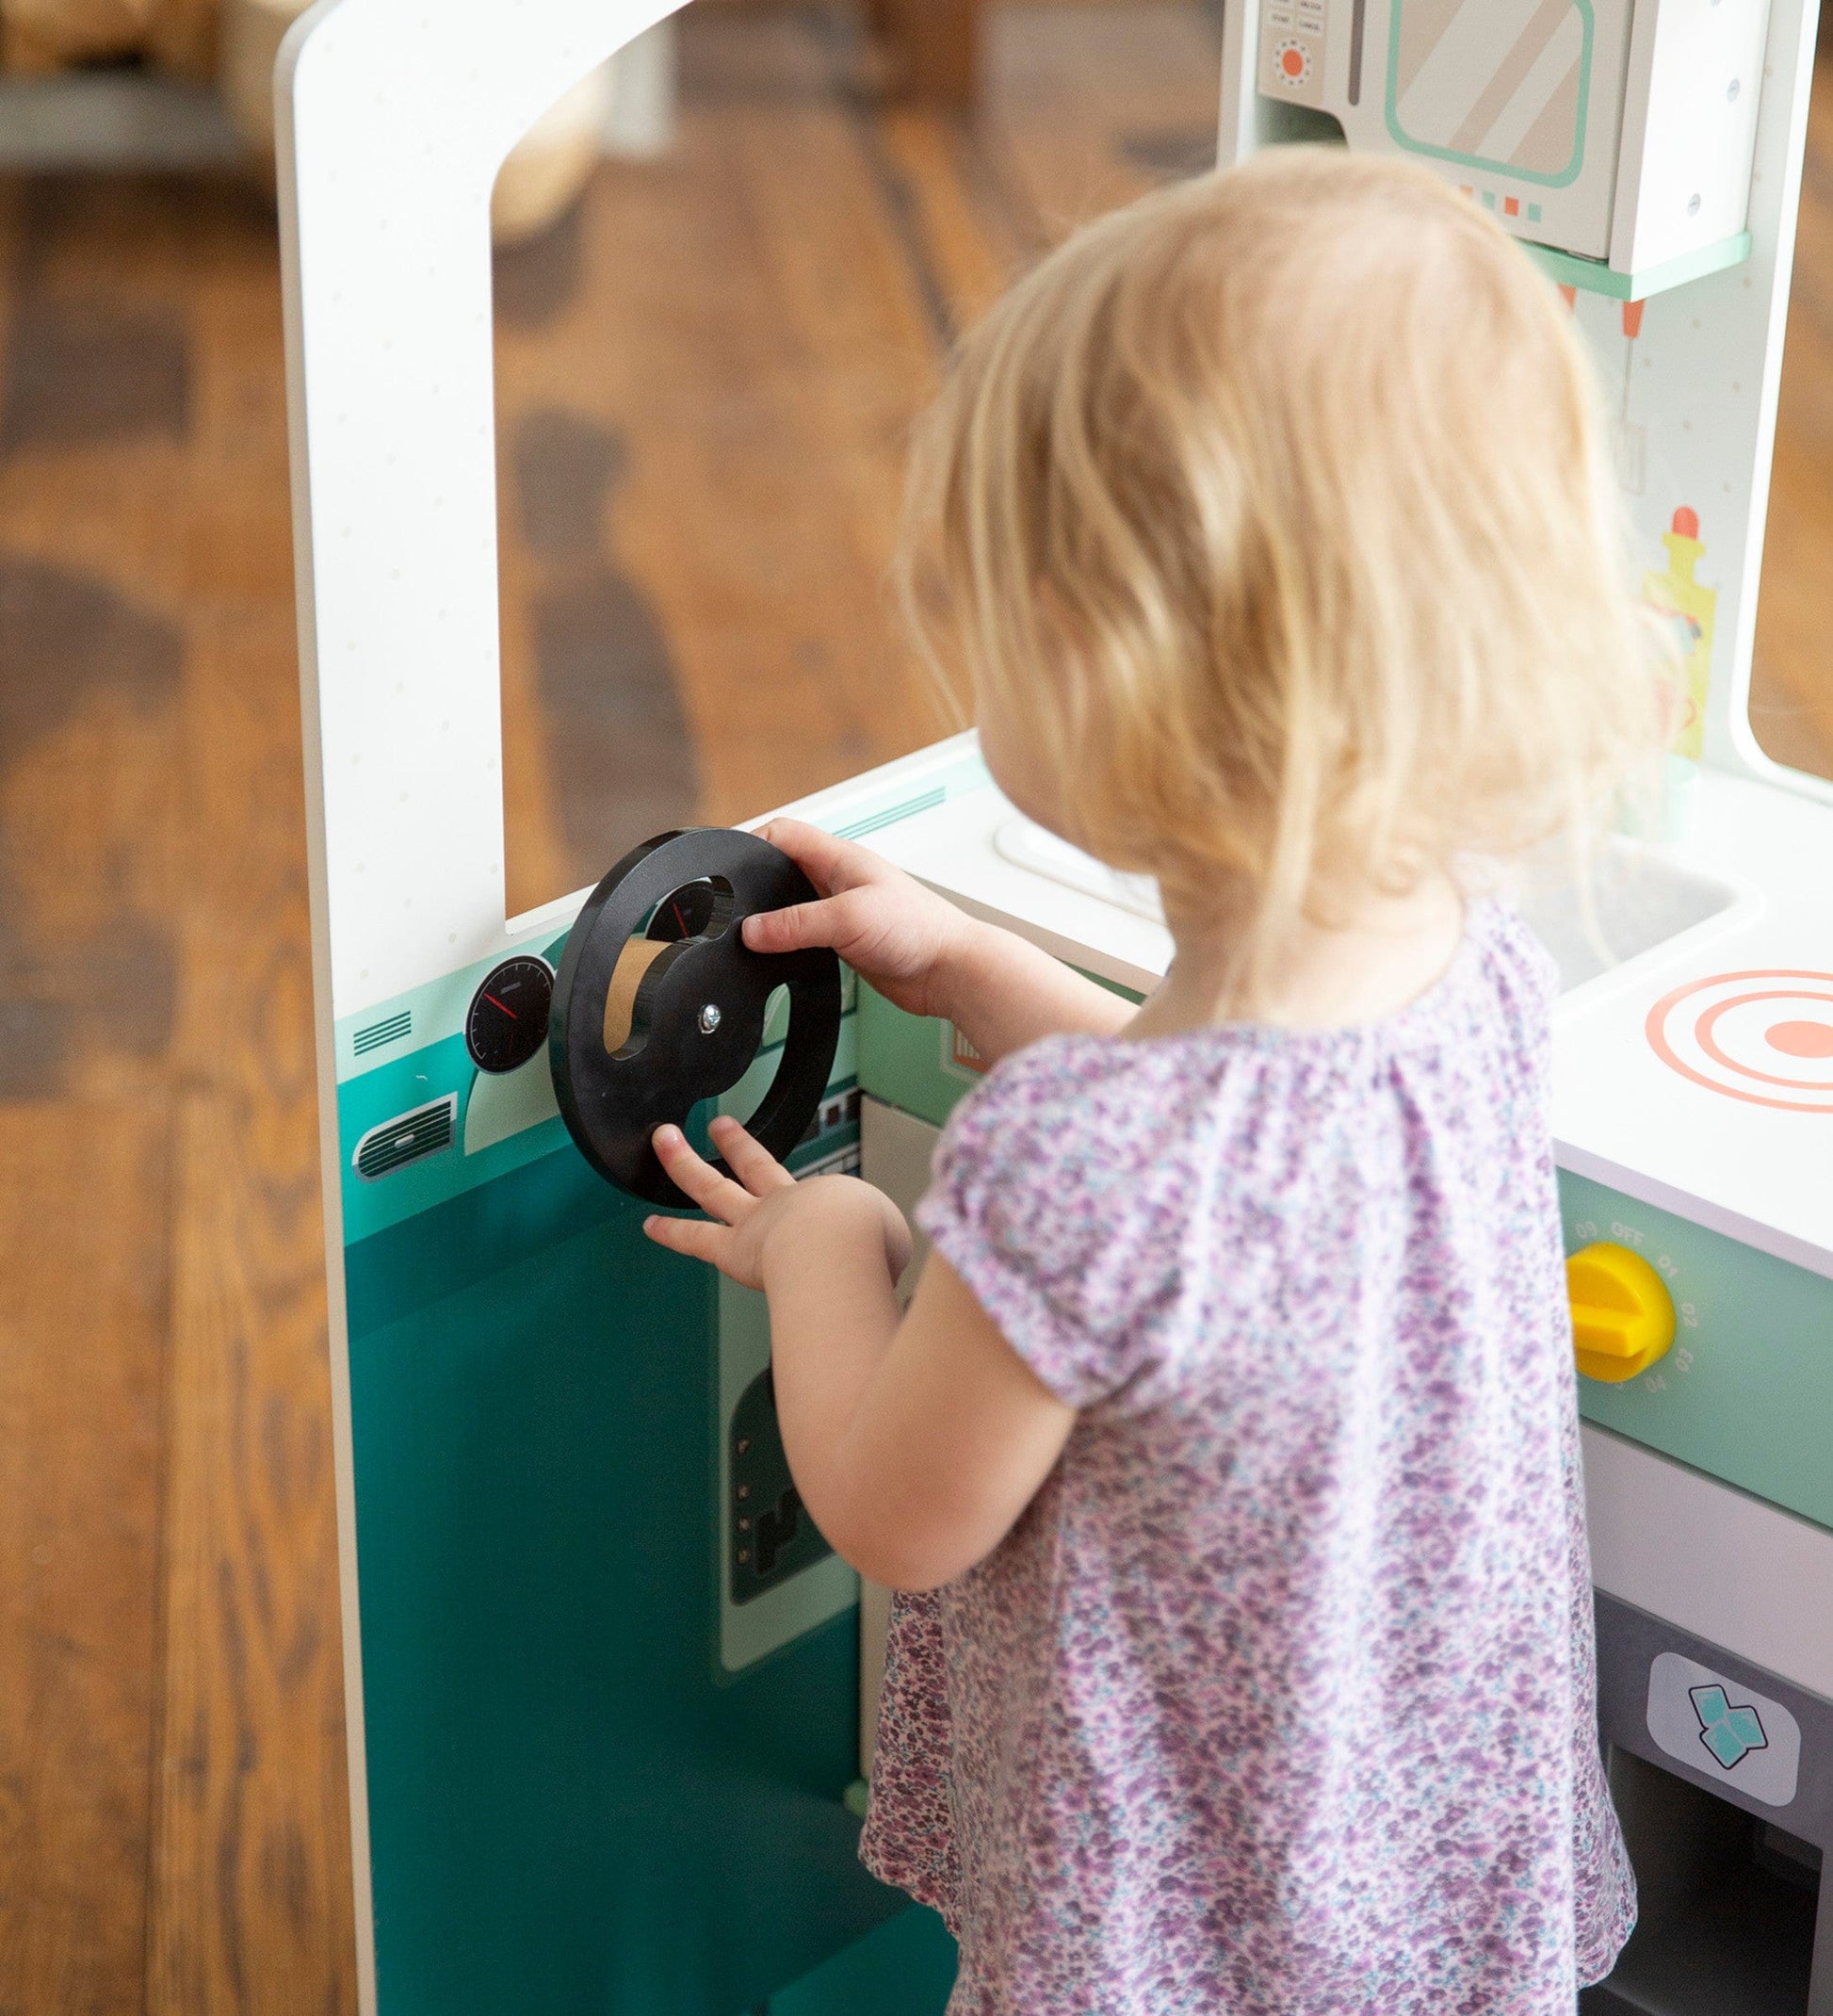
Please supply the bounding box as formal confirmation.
[645,879,720,943]
[465,956,554,1074]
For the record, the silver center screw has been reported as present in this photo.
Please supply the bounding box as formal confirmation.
[698,1003,722,1035]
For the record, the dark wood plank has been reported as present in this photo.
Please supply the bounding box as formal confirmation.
[0,172,184,2016]
[0,167,353,2016]
[874,0,981,108]
[495,8,960,913]
[144,229,354,2016]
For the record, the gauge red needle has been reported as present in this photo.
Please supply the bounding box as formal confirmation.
[671,902,689,935]
[484,992,516,1018]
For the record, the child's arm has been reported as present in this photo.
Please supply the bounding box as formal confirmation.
[646,1115,1076,1591]
[741,819,1135,1062]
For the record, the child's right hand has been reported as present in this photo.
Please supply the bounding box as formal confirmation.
[741,818,977,1022]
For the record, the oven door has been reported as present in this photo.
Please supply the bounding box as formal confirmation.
[1383,0,1634,258]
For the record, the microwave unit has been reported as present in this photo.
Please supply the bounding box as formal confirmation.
[1257,0,1774,278]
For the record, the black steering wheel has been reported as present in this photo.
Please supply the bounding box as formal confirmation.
[549,828,842,1208]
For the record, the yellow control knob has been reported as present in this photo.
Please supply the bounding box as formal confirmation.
[1566,1242,1676,1385]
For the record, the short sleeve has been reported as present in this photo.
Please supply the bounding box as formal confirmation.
[914,1039,1193,1412]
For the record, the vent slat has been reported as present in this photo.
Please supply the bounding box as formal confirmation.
[353,1096,455,1180]
[352,1009,414,1056]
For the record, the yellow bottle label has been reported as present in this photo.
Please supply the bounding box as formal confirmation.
[1642,507,1716,764]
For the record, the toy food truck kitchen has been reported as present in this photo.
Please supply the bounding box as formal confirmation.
[282,0,1832,2010]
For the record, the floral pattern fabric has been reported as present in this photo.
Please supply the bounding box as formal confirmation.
[859,901,1634,2014]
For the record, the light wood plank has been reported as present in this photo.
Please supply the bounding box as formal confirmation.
[0,1103,169,2016]
[146,604,355,2016]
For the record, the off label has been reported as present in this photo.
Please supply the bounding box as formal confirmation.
[1570,1213,1699,1392]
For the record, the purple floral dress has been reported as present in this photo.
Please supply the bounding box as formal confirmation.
[859,901,1634,2013]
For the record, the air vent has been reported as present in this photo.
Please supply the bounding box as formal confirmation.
[352,1096,456,1180]
[352,1009,413,1056]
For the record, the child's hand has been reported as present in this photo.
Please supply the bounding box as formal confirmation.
[740,819,978,1022]
[745,816,1135,1060]
[642,1113,913,1293]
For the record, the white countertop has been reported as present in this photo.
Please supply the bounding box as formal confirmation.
[867,765,1833,1282]
[1547,772,1833,1279]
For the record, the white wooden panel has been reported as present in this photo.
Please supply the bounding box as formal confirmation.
[1219,0,1832,807]
[1584,1423,1833,1699]
[279,0,689,1023]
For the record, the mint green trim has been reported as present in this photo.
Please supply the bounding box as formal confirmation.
[857,986,979,1130]
[1526,231,1753,301]
[837,787,946,841]
[335,931,570,1084]
[338,998,858,1244]
[857,968,1145,1130]
[1562,1170,1833,1533]
[336,749,992,1089]
[1386,0,1592,188]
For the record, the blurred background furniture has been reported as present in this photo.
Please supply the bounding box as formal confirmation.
[0,0,982,187]
[0,0,677,224]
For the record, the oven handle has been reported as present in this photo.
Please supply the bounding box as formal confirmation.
[1348,0,1368,106]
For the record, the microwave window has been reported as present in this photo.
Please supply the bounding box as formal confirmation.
[1389,0,1591,182]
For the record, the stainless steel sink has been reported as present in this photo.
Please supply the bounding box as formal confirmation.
[1515,840,1748,993]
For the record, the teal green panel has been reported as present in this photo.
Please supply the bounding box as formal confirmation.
[1560,1171,1833,1532]
[857,969,1145,1130]
[771,1907,956,2015]
[336,994,857,1245]
[346,1146,909,2016]
[855,984,981,1129]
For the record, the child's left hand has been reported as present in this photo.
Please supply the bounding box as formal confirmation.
[644,1113,1073,1593]
[641,1114,913,1293]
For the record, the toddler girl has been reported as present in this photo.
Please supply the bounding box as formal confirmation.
[644,147,1656,2013]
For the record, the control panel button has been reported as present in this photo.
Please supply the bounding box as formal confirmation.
[1566,1241,1677,1384]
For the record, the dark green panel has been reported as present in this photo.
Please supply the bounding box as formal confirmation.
[771,1906,957,2014]
[346,1145,916,2015]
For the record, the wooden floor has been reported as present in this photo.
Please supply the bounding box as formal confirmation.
[2,8,1832,2013]
[491,1,1226,915]
[0,9,1222,2013]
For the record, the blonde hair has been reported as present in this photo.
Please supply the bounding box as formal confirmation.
[900,147,1663,999]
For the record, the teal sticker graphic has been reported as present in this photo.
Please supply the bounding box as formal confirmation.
[1691,1684,1769,1771]
[1646,1650,1802,1808]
